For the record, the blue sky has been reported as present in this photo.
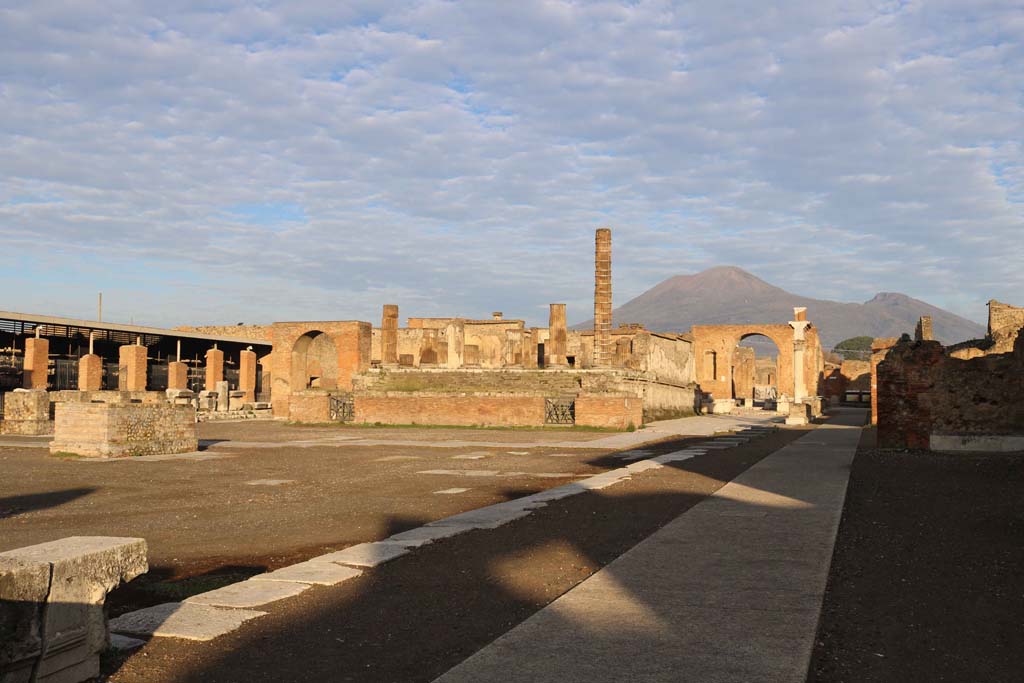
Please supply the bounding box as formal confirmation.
[1,1,1022,328]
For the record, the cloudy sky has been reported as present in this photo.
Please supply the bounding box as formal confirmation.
[2,1,1022,328]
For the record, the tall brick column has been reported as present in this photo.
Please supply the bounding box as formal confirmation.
[23,335,49,389]
[239,348,257,401]
[546,304,568,367]
[78,355,102,391]
[593,228,613,367]
[167,361,188,390]
[915,316,933,341]
[205,347,224,389]
[382,304,399,366]
[119,343,147,391]
[870,337,898,425]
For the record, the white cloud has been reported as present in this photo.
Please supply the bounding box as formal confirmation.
[0,0,1021,327]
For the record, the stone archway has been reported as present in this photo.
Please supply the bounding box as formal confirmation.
[291,331,339,390]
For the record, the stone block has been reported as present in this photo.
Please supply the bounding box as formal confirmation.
[785,402,811,426]
[77,355,102,392]
[118,345,147,392]
[0,390,52,436]
[22,337,49,390]
[50,402,197,458]
[167,361,188,391]
[0,537,147,683]
[109,602,263,642]
[709,399,735,415]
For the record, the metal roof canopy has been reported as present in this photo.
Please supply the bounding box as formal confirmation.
[0,310,271,347]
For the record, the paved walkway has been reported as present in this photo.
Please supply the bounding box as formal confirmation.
[435,409,864,683]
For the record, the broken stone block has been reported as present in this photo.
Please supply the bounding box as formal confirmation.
[0,390,52,436]
[215,381,229,412]
[0,556,50,683]
[0,537,147,683]
[785,401,812,426]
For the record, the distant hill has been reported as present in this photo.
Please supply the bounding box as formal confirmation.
[573,266,985,350]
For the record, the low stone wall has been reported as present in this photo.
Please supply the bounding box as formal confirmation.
[877,335,1024,451]
[288,391,334,422]
[611,378,697,422]
[354,394,546,427]
[50,402,198,458]
[575,395,643,430]
[0,390,52,435]
[0,536,147,683]
[50,390,164,405]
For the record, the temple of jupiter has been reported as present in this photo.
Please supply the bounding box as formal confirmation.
[593,227,613,367]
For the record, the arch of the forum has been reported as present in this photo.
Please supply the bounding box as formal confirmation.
[269,321,373,417]
[691,322,822,402]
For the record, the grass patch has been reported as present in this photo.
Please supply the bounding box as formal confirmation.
[51,451,85,459]
[136,571,258,602]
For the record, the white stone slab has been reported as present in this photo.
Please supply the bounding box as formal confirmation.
[506,451,529,455]
[374,455,422,462]
[625,460,663,473]
[451,454,488,460]
[418,469,500,477]
[318,542,410,568]
[388,524,475,545]
[528,483,587,501]
[250,561,362,585]
[110,602,265,641]
[434,488,471,494]
[185,578,310,608]
[245,479,295,486]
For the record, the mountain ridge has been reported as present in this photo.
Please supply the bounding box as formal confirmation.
[573,266,984,349]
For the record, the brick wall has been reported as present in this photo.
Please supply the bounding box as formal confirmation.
[876,335,1024,450]
[575,395,643,430]
[50,402,197,457]
[353,369,583,395]
[288,392,332,422]
[987,300,1024,352]
[355,394,546,427]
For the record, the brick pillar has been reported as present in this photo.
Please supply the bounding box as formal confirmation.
[593,228,613,367]
[870,337,898,425]
[546,304,568,367]
[505,329,524,366]
[915,316,933,341]
[205,347,224,389]
[23,336,49,389]
[239,349,257,402]
[167,361,188,390]
[118,344,147,391]
[382,304,399,366]
[78,354,102,391]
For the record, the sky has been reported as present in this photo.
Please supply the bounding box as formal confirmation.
[1,0,1022,329]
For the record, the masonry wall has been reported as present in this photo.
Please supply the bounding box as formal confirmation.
[987,300,1024,353]
[352,369,582,395]
[50,402,197,457]
[174,325,273,342]
[288,391,332,422]
[355,394,546,427]
[575,395,643,430]
[877,336,1024,450]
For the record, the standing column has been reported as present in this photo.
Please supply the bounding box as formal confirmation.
[239,347,257,402]
[382,304,399,366]
[593,228,613,367]
[205,345,224,389]
[118,338,147,391]
[78,332,102,391]
[546,304,568,367]
[789,308,810,402]
[23,330,49,390]
[445,320,465,369]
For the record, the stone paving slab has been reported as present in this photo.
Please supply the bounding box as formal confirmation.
[250,561,362,586]
[318,542,411,568]
[435,411,863,683]
[110,602,266,641]
[184,578,310,608]
[387,524,476,545]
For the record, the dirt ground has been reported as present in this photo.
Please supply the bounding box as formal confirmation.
[809,428,1024,682]
[99,425,810,683]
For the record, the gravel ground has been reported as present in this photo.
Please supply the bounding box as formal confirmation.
[809,428,1024,682]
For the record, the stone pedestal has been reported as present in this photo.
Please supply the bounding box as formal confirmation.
[118,345,147,392]
[785,401,811,426]
[205,348,224,389]
[0,390,52,435]
[167,361,188,391]
[50,402,197,458]
[710,398,735,415]
[23,337,49,390]
[78,354,102,391]
[239,350,257,402]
